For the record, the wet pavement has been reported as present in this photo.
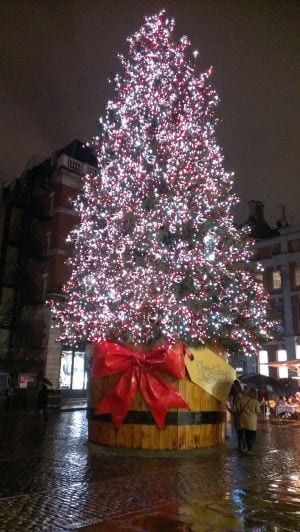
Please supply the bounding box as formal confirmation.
[0,409,299,531]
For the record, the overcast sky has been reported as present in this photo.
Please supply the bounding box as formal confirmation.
[1,0,299,225]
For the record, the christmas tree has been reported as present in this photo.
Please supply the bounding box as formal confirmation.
[52,11,271,357]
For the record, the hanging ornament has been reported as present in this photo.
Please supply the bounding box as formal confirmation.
[146,154,156,165]
[116,243,126,254]
[174,274,184,283]
[147,311,159,324]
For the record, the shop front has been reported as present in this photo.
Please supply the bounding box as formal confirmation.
[60,346,88,396]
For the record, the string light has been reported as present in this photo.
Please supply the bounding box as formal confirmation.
[51,10,272,356]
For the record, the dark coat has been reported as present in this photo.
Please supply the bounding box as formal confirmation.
[36,385,48,409]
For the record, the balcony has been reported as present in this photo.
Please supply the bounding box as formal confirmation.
[1,261,19,287]
[8,223,23,247]
[0,298,22,329]
[57,154,98,177]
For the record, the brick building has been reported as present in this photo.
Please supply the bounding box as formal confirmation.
[0,140,97,396]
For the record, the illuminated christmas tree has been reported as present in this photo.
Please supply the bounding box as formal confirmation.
[52,11,271,356]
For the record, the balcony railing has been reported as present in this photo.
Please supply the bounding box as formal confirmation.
[0,293,21,329]
[57,154,98,177]
[1,260,19,286]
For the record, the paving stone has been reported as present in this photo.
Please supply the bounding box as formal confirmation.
[0,410,299,530]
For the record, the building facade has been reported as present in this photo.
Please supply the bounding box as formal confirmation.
[0,140,97,396]
[255,222,300,381]
[231,201,300,383]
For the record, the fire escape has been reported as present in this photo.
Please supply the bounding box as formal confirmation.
[0,168,53,375]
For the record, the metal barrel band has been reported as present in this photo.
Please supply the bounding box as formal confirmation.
[87,408,226,425]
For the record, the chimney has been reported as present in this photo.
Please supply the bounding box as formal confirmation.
[248,200,265,224]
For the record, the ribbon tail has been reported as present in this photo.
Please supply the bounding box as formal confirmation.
[140,371,190,430]
[95,367,138,427]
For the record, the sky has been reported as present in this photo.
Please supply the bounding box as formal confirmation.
[1,0,299,226]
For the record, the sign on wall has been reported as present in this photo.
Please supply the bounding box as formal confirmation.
[18,374,36,389]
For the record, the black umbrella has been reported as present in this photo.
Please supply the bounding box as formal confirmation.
[37,376,53,387]
[239,373,283,395]
[278,378,299,396]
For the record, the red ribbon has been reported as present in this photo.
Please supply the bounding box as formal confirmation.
[91,341,190,429]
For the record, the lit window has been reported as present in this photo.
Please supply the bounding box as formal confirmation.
[277,349,288,378]
[295,266,300,286]
[256,272,263,284]
[60,346,87,390]
[258,350,269,376]
[278,366,288,378]
[277,349,287,362]
[296,345,300,359]
[259,350,268,363]
[272,270,282,290]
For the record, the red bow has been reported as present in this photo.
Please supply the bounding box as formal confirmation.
[92,341,190,429]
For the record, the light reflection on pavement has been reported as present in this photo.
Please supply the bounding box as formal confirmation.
[0,410,299,530]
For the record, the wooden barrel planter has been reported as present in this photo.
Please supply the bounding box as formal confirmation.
[87,374,226,450]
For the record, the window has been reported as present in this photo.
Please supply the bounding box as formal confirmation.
[288,239,300,253]
[277,349,288,378]
[256,272,263,284]
[278,366,289,378]
[60,346,87,390]
[277,349,287,362]
[42,270,48,301]
[295,266,300,287]
[296,345,300,359]
[256,247,271,260]
[271,299,285,335]
[258,350,269,376]
[271,244,281,256]
[272,270,282,290]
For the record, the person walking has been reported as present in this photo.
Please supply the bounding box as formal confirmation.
[36,384,49,421]
[229,379,243,410]
[236,387,261,455]
[227,380,246,451]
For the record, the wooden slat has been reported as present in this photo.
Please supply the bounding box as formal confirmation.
[88,375,225,449]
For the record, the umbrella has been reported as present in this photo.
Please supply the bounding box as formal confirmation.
[239,373,283,395]
[278,378,299,396]
[37,376,53,387]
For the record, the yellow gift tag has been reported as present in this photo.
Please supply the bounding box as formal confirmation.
[185,346,236,403]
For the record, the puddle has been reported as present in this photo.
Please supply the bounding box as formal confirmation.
[177,475,300,530]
